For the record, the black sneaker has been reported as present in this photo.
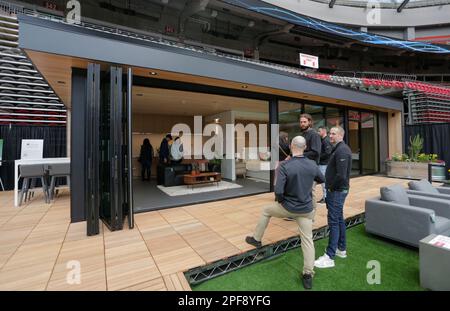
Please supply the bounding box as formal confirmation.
[317,198,325,204]
[302,273,313,290]
[245,236,262,248]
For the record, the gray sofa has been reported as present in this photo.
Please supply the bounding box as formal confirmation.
[406,179,450,201]
[365,184,450,247]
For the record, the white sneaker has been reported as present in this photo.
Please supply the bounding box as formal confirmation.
[314,254,335,268]
[336,249,347,258]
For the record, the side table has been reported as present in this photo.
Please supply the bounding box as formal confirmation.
[419,233,450,291]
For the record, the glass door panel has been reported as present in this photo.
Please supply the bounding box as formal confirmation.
[361,112,378,174]
[124,68,134,229]
[348,110,361,176]
[99,66,124,231]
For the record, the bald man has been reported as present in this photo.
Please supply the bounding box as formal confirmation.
[245,136,325,290]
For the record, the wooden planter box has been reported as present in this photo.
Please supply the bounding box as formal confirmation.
[386,161,447,181]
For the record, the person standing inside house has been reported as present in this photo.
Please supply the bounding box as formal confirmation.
[245,136,325,290]
[317,126,333,204]
[159,134,172,164]
[278,131,291,161]
[314,126,352,269]
[139,138,154,181]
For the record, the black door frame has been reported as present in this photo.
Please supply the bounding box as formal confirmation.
[104,66,124,231]
[86,63,101,236]
[126,68,134,229]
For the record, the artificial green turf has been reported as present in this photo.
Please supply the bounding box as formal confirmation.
[192,224,424,291]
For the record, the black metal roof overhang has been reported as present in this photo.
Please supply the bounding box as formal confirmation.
[17,14,403,112]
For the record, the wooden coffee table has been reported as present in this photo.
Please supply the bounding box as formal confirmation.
[183,172,221,189]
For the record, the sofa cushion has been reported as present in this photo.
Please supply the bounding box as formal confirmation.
[434,216,450,234]
[408,179,439,194]
[380,184,409,205]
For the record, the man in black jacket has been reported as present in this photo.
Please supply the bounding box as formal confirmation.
[245,136,325,289]
[299,114,321,164]
[159,134,172,164]
[315,126,352,269]
[299,114,322,214]
[317,126,333,204]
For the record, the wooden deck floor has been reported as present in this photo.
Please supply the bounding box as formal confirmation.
[0,176,409,291]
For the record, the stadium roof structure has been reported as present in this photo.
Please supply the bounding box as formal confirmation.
[222,0,450,54]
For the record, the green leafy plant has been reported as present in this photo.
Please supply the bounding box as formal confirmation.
[430,154,439,163]
[391,153,409,161]
[417,153,430,163]
[209,158,222,165]
[408,134,423,162]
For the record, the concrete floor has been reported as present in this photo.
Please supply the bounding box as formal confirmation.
[133,177,270,213]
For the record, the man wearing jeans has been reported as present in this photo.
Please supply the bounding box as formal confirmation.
[314,126,352,268]
[245,136,325,289]
[317,126,332,204]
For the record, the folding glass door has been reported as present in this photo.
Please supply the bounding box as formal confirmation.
[86,64,133,235]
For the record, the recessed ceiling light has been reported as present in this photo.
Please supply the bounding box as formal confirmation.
[242,85,248,89]
[150,71,157,76]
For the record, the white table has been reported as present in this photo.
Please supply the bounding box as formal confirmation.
[14,157,70,207]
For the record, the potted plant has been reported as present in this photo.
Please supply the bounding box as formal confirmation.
[208,157,222,173]
[386,134,446,180]
[191,162,200,176]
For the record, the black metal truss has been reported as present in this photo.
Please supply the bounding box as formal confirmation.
[184,212,366,285]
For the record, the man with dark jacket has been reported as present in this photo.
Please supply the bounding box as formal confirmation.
[317,126,333,204]
[299,114,322,164]
[245,136,325,289]
[315,126,352,269]
[159,134,172,164]
[299,113,322,213]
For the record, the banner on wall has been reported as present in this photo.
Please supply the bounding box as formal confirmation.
[21,139,44,160]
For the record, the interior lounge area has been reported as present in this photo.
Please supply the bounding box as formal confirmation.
[130,87,380,212]
[131,87,271,212]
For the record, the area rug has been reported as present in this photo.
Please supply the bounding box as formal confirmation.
[157,180,243,196]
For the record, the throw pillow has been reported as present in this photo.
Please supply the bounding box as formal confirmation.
[380,184,409,205]
[408,179,439,194]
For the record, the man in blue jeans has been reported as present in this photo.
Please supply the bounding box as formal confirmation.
[314,126,352,268]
